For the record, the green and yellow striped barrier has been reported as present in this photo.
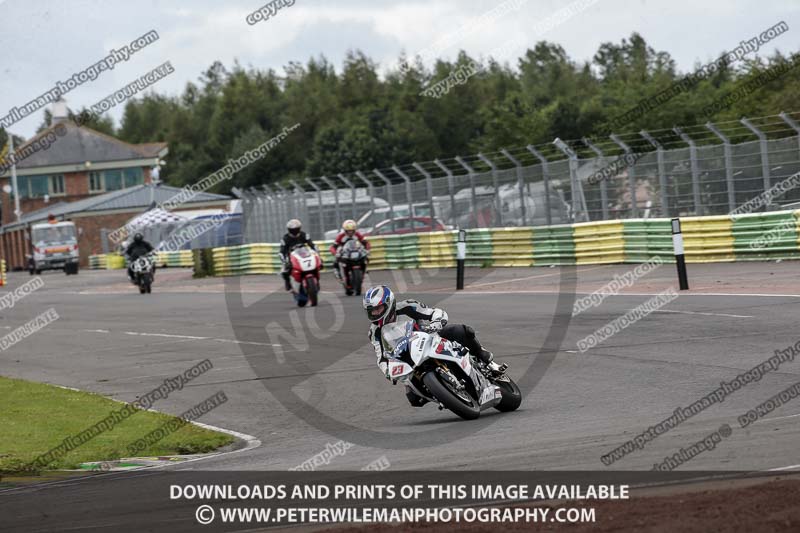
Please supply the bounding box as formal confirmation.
[88,254,107,270]
[156,250,193,268]
[194,209,800,277]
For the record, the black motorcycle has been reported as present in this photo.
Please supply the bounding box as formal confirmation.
[129,255,154,294]
[337,238,368,296]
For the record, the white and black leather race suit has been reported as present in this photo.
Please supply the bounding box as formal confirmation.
[368,299,494,406]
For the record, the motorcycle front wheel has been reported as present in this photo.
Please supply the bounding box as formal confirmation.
[422,369,480,420]
[351,268,363,295]
[305,276,319,307]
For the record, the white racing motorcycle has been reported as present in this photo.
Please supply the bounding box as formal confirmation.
[382,317,521,420]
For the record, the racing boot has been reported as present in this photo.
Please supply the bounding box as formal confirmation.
[282,271,292,291]
[461,326,507,375]
[476,347,507,375]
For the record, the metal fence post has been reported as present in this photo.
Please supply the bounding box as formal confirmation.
[274,183,290,226]
[373,169,395,223]
[454,156,478,228]
[500,149,527,227]
[355,171,376,210]
[673,128,702,216]
[305,178,325,241]
[392,166,415,216]
[640,130,669,217]
[705,123,736,213]
[581,138,609,221]
[288,179,309,236]
[526,145,551,226]
[741,117,772,201]
[337,173,358,221]
[412,162,436,225]
[779,111,800,155]
[262,184,278,241]
[609,134,639,218]
[554,138,588,221]
[319,176,341,227]
[245,187,259,245]
[434,159,456,227]
[255,195,267,243]
[478,153,502,226]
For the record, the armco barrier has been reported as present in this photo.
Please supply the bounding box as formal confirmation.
[90,251,193,270]
[106,254,125,270]
[88,254,107,270]
[156,250,193,268]
[192,209,800,277]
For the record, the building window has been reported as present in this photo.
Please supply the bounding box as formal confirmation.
[123,167,143,187]
[87,168,144,193]
[50,174,65,196]
[90,171,103,192]
[104,170,123,191]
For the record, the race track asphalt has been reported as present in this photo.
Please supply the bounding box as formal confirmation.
[1,261,799,530]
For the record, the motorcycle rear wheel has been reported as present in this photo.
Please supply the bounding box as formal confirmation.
[493,375,522,412]
[422,369,480,420]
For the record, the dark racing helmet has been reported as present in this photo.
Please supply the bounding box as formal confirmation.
[363,285,396,327]
[133,233,144,243]
[287,219,302,236]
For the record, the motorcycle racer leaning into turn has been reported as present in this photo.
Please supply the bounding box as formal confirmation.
[363,285,506,407]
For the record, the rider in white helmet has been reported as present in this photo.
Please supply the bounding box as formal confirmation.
[279,219,317,290]
[362,284,505,407]
[329,219,370,280]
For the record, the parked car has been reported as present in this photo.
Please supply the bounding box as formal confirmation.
[324,202,450,240]
[365,216,447,236]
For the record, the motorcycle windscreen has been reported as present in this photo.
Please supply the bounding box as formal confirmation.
[292,246,318,271]
[341,239,365,260]
[292,246,313,258]
[380,316,415,357]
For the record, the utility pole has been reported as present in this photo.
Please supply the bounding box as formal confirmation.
[9,135,21,221]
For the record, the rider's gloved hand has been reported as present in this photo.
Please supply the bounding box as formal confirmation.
[425,309,448,332]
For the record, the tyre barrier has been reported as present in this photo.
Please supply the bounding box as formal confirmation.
[182,208,800,277]
[155,250,193,268]
[88,254,108,270]
[89,251,193,270]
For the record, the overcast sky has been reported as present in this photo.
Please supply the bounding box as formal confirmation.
[0,0,797,139]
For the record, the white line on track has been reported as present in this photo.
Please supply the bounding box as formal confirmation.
[768,464,800,471]
[757,413,800,423]
[451,290,800,298]
[652,309,753,318]
[451,265,608,289]
[83,329,280,347]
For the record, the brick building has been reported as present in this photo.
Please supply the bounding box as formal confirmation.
[0,183,232,270]
[0,106,230,269]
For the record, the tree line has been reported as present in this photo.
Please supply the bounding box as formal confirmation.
[7,32,800,193]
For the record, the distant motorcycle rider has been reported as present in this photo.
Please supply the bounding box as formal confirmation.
[279,219,317,291]
[124,232,154,283]
[329,219,370,280]
[362,285,505,407]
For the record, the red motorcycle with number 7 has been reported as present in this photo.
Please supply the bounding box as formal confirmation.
[287,244,321,307]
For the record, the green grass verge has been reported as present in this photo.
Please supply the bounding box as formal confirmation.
[0,375,234,475]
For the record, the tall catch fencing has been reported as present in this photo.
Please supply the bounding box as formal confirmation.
[240,113,800,243]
